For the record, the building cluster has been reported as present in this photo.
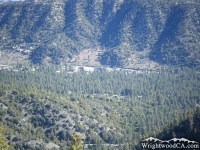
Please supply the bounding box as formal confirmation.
[56,65,154,75]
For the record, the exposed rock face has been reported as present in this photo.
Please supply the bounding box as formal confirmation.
[0,0,199,67]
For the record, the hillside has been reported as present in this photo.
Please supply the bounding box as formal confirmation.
[157,106,200,144]
[136,106,200,149]
[0,66,200,149]
[0,1,200,149]
[0,0,200,68]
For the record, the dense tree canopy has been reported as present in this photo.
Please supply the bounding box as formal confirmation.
[0,126,9,150]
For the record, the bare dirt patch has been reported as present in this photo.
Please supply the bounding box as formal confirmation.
[75,48,103,66]
[0,51,29,65]
[126,54,160,69]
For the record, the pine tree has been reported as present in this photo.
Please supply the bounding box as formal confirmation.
[172,131,176,138]
[193,106,200,142]
[69,134,84,150]
[0,126,9,150]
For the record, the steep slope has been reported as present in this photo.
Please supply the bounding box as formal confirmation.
[136,107,200,149]
[157,106,200,143]
[0,0,200,67]
[0,66,200,149]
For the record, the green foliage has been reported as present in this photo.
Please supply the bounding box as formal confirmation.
[0,126,9,150]
[156,107,200,143]
[100,50,127,67]
[0,66,199,149]
[69,134,84,150]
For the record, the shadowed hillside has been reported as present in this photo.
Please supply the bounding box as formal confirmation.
[0,0,200,67]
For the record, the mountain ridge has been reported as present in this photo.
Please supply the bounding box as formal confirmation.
[0,0,200,68]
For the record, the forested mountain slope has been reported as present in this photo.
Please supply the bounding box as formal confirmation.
[136,106,200,149]
[157,106,200,144]
[0,67,200,149]
[0,0,200,149]
[0,0,200,68]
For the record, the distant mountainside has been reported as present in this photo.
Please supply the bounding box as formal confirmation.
[0,0,200,68]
